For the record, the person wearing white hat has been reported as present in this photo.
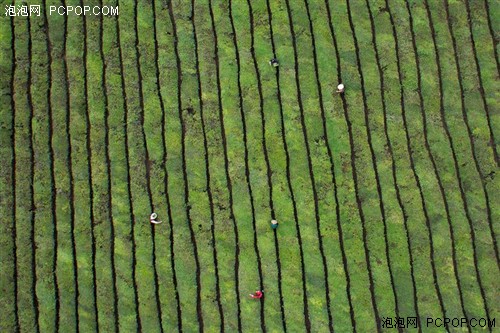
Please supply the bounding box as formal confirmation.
[336,83,345,93]
[271,219,279,230]
[150,213,162,224]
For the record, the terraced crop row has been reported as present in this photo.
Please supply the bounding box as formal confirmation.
[0,0,498,332]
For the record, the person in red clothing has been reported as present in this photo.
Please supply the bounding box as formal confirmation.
[249,290,263,299]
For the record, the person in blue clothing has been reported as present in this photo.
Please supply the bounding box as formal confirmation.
[271,219,278,230]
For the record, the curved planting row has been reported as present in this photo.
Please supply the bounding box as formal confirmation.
[227,0,268,329]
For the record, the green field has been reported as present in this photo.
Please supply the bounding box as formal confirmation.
[1,0,499,332]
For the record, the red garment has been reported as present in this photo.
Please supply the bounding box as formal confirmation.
[253,291,263,299]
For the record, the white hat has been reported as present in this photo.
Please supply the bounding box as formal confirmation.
[150,213,158,220]
[337,83,344,90]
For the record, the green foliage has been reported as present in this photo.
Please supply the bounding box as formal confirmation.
[1,0,498,332]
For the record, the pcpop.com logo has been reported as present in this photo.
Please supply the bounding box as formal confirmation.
[427,317,495,329]
[48,5,119,16]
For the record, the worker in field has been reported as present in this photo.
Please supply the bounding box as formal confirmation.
[250,290,263,299]
[269,58,279,67]
[337,83,345,93]
[271,219,279,230]
[150,213,162,224]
